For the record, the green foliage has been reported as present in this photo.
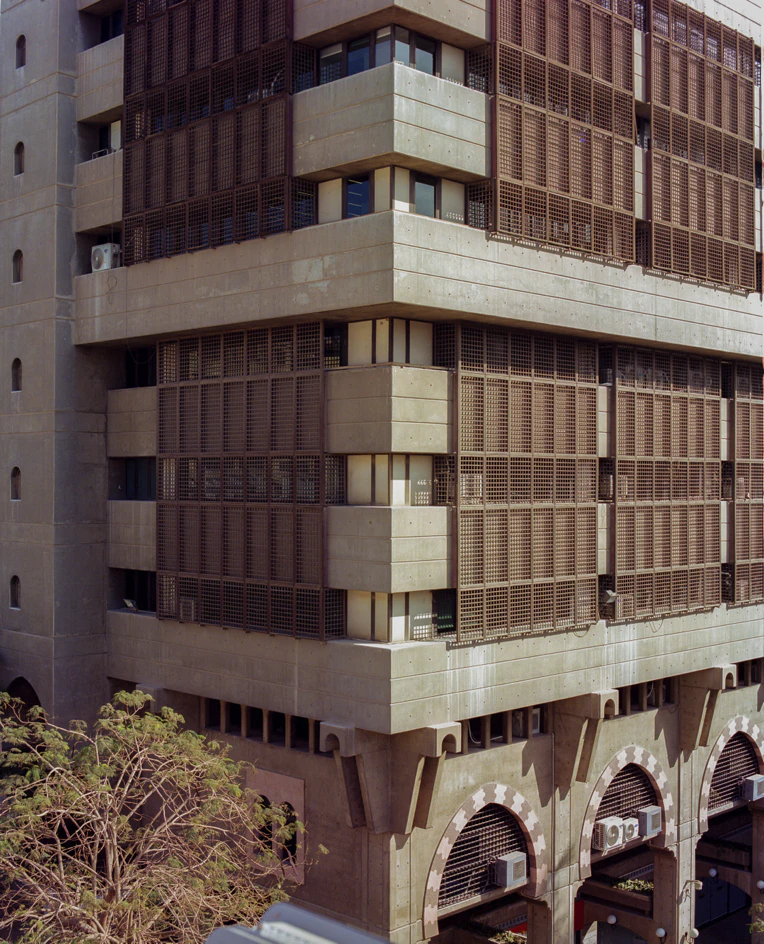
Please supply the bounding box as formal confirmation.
[0,691,305,944]
[613,878,654,893]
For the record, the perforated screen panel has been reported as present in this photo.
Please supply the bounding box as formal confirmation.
[156,324,345,638]
[453,325,599,640]
[647,0,757,290]
[596,764,657,820]
[732,363,764,603]
[709,732,760,811]
[613,348,723,618]
[123,0,316,265]
[438,804,527,909]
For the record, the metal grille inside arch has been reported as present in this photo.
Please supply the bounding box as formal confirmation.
[438,804,527,909]
[595,763,657,821]
[709,732,760,812]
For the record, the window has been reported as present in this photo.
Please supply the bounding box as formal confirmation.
[124,570,156,611]
[125,457,156,500]
[100,9,124,43]
[413,173,438,217]
[280,803,298,863]
[345,175,371,217]
[11,359,22,392]
[204,698,221,730]
[13,142,24,176]
[15,36,25,69]
[10,467,20,501]
[319,26,440,85]
[125,347,157,387]
[12,250,23,284]
[9,575,20,609]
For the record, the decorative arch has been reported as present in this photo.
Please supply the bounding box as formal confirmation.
[698,716,764,833]
[422,782,548,939]
[579,745,676,879]
[5,676,40,710]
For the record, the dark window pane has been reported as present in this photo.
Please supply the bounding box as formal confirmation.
[375,27,392,66]
[415,35,436,74]
[414,178,436,217]
[347,175,370,217]
[394,27,410,64]
[319,44,343,84]
[347,36,370,76]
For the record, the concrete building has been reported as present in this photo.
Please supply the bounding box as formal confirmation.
[1,0,763,941]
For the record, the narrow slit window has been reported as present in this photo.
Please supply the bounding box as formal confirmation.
[10,575,20,609]
[11,358,22,392]
[16,36,26,69]
[12,250,23,284]
[14,142,24,176]
[10,467,20,501]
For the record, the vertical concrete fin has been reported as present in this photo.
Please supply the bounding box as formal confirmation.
[575,717,603,784]
[413,754,446,830]
[334,753,366,829]
[390,751,426,835]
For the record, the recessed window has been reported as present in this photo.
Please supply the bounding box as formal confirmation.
[14,142,24,176]
[280,802,298,863]
[10,467,20,501]
[12,250,23,284]
[346,175,371,217]
[10,575,20,609]
[124,457,157,500]
[11,358,22,392]
[100,9,124,43]
[15,36,26,69]
[318,26,440,85]
[413,173,438,218]
[347,36,371,75]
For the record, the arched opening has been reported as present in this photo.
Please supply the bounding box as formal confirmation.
[439,804,528,912]
[255,795,272,850]
[11,359,21,392]
[604,698,616,720]
[9,575,20,609]
[16,35,26,69]
[14,142,24,176]
[709,732,760,815]
[6,676,40,710]
[10,467,20,501]
[279,802,297,864]
[12,250,23,284]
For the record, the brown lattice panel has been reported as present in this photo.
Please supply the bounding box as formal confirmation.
[123,0,317,265]
[438,804,527,907]
[454,325,599,641]
[156,324,345,638]
[468,0,636,263]
[613,348,723,617]
[732,363,764,603]
[596,763,657,820]
[647,0,757,289]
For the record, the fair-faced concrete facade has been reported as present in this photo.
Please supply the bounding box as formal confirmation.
[3,0,764,942]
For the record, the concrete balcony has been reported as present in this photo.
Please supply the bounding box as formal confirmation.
[74,150,123,233]
[294,62,489,182]
[325,365,452,454]
[77,34,123,123]
[108,500,156,571]
[325,505,453,593]
[107,387,157,457]
[293,0,489,48]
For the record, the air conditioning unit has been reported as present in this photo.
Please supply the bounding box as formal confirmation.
[179,598,197,622]
[742,774,764,801]
[592,816,624,852]
[490,851,527,890]
[91,243,121,272]
[622,817,639,842]
[638,805,662,839]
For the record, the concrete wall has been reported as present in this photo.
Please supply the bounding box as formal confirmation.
[107,500,156,571]
[326,505,452,593]
[74,212,763,360]
[76,34,123,123]
[293,63,490,182]
[74,149,123,233]
[106,386,157,457]
[325,365,452,454]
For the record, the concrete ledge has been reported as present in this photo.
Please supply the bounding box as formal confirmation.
[76,35,123,123]
[326,504,453,592]
[107,386,157,457]
[74,150,123,233]
[326,364,452,454]
[108,500,156,571]
[293,62,489,182]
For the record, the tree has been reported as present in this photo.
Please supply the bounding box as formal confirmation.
[0,691,303,944]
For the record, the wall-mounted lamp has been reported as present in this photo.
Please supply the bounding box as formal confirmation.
[689,930,700,940]
[607,915,617,925]
[757,880,764,891]
[656,929,667,940]
[708,868,718,878]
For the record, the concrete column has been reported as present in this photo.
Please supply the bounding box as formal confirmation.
[652,847,678,942]
[526,898,553,944]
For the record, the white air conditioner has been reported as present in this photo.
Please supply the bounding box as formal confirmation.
[179,598,197,622]
[592,816,624,852]
[743,774,764,801]
[638,805,662,839]
[622,817,639,842]
[490,851,527,890]
[91,242,121,272]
